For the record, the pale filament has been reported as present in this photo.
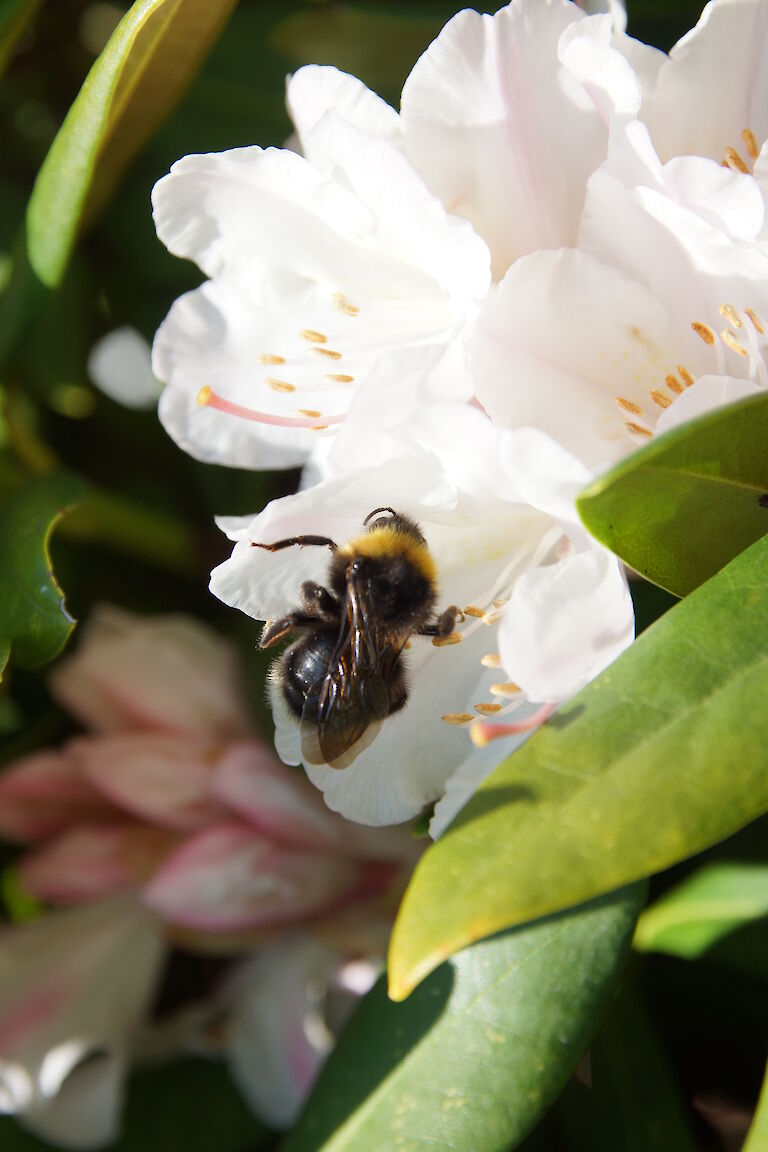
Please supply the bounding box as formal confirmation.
[470,701,557,747]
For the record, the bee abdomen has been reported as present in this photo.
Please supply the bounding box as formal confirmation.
[281,629,336,719]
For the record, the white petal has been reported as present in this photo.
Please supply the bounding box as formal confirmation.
[87,327,161,410]
[470,247,675,470]
[429,742,510,839]
[400,0,612,275]
[18,1055,123,1152]
[498,548,634,701]
[287,65,400,155]
[655,372,763,435]
[639,0,768,162]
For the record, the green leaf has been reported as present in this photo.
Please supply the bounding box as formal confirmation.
[0,1056,272,1152]
[745,1062,768,1152]
[589,990,696,1152]
[0,0,239,364]
[577,393,768,596]
[0,473,85,668]
[634,862,768,960]
[0,638,9,682]
[0,0,42,75]
[388,533,768,1000]
[282,886,643,1152]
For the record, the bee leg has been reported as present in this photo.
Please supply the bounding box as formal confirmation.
[260,612,319,649]
[252,535,337,553]
[300,581,338,616]
[420,605,462,638]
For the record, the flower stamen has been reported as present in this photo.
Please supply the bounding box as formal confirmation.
[196,386,344,428]
[721,327,748,356]
[469,702,557,747]
[692,321,716,345]
[259,353,285,365]
[333,293,360,316]
[463,605,486,618]
[474,702,503,715]
[650,389,672,409]
[746,308,765,334]
[300,329,327,344]
[742,128,760,160]
[432,633,463,647]
[325,374,355,384]
[615,396,643,414]
[441,712,474,726]
[311,348,343,360]
[723,146,749,173]
[481,653,501,668]
[677,365,695,387]
[665,373,684,394]
[490,682,521,697]
[719,304,743,328]
[266,378,295,393]
[625,420,653,438]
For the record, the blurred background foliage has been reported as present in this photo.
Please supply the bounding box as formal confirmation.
[0,2,765,1151]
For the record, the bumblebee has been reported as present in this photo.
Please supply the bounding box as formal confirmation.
[255,507,459,769]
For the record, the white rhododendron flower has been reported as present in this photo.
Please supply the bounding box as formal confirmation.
[210,404,633,827]
[470,115,768,472]
[152,0,642,472]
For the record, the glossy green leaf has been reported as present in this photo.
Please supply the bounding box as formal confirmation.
[0,638,9,683]
[282,886,643,1152]
[589,990,696,1152]
[0,473,85,668]
[0,0,41,75]
[744,1062,768,1152]
[577,392,768,596]
[389,534,768,999]
[0,0,238,364]
[634,862,768,960]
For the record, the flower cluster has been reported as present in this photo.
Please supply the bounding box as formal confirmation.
[0,609,414,1147]
[152,0,768,829]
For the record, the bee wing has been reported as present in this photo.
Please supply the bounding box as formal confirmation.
[299,573,401,770]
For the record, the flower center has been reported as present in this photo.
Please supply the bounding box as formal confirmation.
[615,303,767,440]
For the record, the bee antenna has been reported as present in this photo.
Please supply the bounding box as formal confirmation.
[364,506,397,526]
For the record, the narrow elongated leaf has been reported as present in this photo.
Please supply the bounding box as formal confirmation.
[282,886,643,1152]
[389,534,768,999]
[0,0,238,364]
[577,393,768,596]
[634,862,768,960]
[0,474,85,668]
[745,1062,768,1152]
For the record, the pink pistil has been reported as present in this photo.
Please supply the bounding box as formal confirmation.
[470,702,557,747]
[197,387,345,429]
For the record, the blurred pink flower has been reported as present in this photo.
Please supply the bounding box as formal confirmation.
[0,608,415,1145]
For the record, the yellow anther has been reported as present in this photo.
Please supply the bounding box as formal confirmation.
[719,304,743,328]
[300,329,327,343]
[196,386,212,406]
[325,374,355,383]
[665,374,684,394]
[463,605,486,618]
[481,653,502,668]
[615,396,643,415]
[742,128,760,160]
[266,378,295,393]
[692,321,716,345]
[724,146,749,173]
[721,328,748,356]
[297,408,323,418]
[650,389,672,409]
[259,354,285,365]
[433,633,463,647]
[311,348,343,360]
[625,421,653,438]
[475,702,503,715]
[482,610,503,625]
[490,682,521,697]
[333,293,360,315]
[492,597,509,608]
[441,712,474,725]
[677,365,695,387]
[746,307,765,334]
